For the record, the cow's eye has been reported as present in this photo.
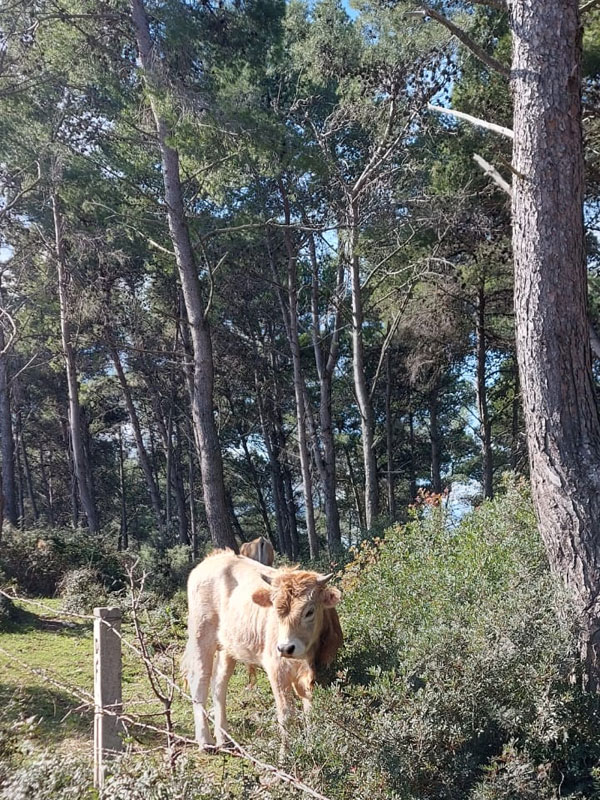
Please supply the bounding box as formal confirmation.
[305,607,315,619]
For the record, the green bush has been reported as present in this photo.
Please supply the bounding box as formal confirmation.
[57,567,108,615]
[0,527,125,597]
[135,544,193,597]
[0,594,17,630]
[293,478,600,800]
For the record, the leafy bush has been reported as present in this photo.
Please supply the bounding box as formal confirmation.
[0,527,125,597]
[57,567,108,615]
[292,478,600,800]
[135,544,193,597]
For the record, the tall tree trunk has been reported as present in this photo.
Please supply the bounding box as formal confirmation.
[308,233,343,552]
[385,350,396,520]
[408,399,417,501]
[108,340,164,535]
[429,380,442,494]
[347,208,379,527]
[18,415,38,524]
[118,426,128,551]
[39,445,55,526]
[0,306,17,527]
[52,190,99,533]
[475,284,493,499]
[276,183,318,558]
[131,0,236,552]
[173,422,189,545]
[344,444,366,530]
[509,0,600,689]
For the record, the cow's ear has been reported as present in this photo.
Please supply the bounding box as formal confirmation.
[320,586,341,608]
[252,588,273,607]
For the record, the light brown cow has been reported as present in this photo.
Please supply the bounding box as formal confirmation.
[240,536,274,566]
[181,550,342,749]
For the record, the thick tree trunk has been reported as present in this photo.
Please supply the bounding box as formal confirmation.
[475,284,493,499]
[109,341,164,535]
[52,191,99,533]
[348,210,379,527]
[0,314,17,527]
[131,0,236,552]
[429,381,442,494]
[509,0,600,690]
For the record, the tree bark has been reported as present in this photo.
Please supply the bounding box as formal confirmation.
[118,426,128,551]
[475,283,494,499]
[347,209,379,527]
[385,350,396,520]
[308,233,343,552]
[108,340,164,536]
[429,380,442,494]
[0,304,17,527]
[276,182,319,559]
[52,190,99,533]
[130,0,237,552]
[509,0,600,690]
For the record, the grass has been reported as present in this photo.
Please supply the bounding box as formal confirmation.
[0,597,284,776]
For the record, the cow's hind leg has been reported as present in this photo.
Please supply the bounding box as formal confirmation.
[212,652,236,747]
[184,634,217,749]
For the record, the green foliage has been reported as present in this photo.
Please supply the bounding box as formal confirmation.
[292,479,600,799]
[57,568,108,615]
[0,528,125,597]
[0,595,17,630]
[135,544,194,597]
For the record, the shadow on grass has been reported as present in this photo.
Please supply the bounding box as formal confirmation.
[0,681,92,745]
[2,605,91,637]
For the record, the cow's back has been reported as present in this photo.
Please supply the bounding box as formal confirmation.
[187,551,276,663]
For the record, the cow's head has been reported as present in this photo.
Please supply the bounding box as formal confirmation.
[252,568,341,659]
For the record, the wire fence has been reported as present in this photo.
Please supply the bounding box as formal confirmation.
[0,588,333,800]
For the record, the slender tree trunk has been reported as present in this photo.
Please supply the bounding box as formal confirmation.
[109,341,164,535]
[408,400,417,501]
[172,423,189,545]
[118,426,128,551]
[19,418,38,524]
[509,0,600,689]
[344,444,366,530]
[52,190,99,532]
[0,310,17,527]
[347,208,379,527]
[39,445,55,526]
[276,183,318,558]
[510,364,522,472]
[475,284,493,499]
[308,233,343,552]
[131,0,236,552]
[429,381,442,494]
[186,417,199,559]
[385,350,396,520]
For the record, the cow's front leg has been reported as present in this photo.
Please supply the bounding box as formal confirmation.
[212,652,236,748]
[265,659,294,753]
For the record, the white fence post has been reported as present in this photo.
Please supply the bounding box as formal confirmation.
[93,606,123,789]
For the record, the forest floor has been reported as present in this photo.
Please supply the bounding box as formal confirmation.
[0,598,282,785]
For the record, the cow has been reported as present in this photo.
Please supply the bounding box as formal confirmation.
[181,550,343,750]
[240,536,274,567]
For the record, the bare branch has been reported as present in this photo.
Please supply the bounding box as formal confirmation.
[473,153,513,196]
[428,103,514,139]
[421,5,510,77]
[581,0,600,13]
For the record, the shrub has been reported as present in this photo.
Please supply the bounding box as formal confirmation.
[0,594,17,630]
[293,477,600,800]
[135,544,193,597]
[57,567,108,615]
[0,527,125,597]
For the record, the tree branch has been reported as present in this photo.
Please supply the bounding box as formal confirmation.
[473,153,513,196]
[420,4,510,77]
[428,103,514,139]
[581,0,600,13]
